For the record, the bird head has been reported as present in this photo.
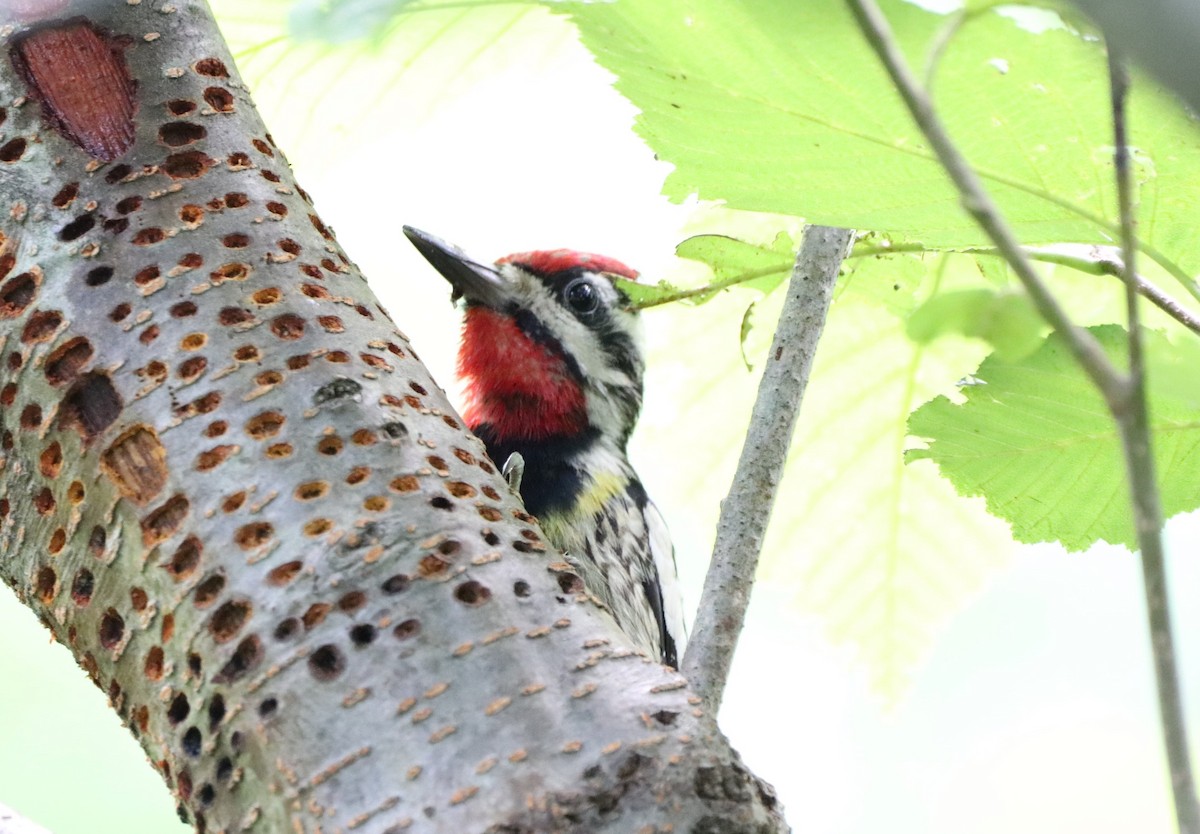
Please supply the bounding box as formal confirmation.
[403,226,646,448]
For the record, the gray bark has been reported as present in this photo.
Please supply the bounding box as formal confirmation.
[0,3,787,832]
[683,226,851,711]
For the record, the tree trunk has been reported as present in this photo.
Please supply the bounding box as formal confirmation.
[0,2,786,832]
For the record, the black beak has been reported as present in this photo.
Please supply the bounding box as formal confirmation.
[403,226,509,309]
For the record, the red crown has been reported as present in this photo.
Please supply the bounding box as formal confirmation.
[498,249,639,281]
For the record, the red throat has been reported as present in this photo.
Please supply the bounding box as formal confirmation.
[457,307,586,440]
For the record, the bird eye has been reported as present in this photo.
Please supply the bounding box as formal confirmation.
[563,278,600,315]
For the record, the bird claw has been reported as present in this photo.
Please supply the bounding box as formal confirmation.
[502,452,525,494]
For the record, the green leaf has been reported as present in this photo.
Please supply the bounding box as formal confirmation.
[617,231,798,309]
[906,288,1045,360]
[556,0,1200,288]
[908,325,1200,550]
[675,232,796,296]
[738,301,758,371]
[615,276,688,310]
[840,247,933,316]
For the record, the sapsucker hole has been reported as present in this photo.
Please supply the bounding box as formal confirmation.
[99,608,124,649]
[302,603,331,629]
[162,537,202,582]
[447,481,475,499]
[267,560,303,586]
[0,272,36,316]
[71,569,94,606]
[159,121,206,147]
[35,566,57,602]
[417,555,450,579]
[203,87,233,111]
[349,624,377,646]
[512,541,533,553]
[273,617,300,641]
[258,697,277,717]
[216,758,233,782]
[196,784,215,808]
[652,710,679,726]
[454,581,491,607]
[207,695,226,730]
[52,181,78,207]
[382,421,407,439]
[309,645,345,680]
[144,646,165,680]
[58,213,96,241]
[337,590,366,613]
[381,574,409,594]
[513,581,531,598]
[393,619,420,640]
[105,164,133,184]
[188,653,202,676]
[85,266,114,286]
[182,727,202,757]
[429,496,453,511]
[88,526,106,557]
[193,573,226,608]
[213,635,263,684]
[116,195,143,214]
[557,573,585,594]
[168,693,190,725]
[483,531,500,546]
[209,599,251,643]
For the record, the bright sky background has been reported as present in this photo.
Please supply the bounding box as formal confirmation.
[1,4,1197,833]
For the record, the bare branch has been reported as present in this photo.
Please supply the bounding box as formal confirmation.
[1108,50,1200,834]
[682,225,853,711]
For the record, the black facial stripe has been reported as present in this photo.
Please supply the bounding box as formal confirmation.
[597,325,641,381]
[508,305,585,382]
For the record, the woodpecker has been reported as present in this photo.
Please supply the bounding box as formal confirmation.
[403,226,686,667]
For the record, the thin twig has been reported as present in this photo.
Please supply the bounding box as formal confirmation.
[852,242,1200,337]
[845,0,1129,411]
[681,225,853,711]
[629,264,790,310]
[1109,50,1200,834]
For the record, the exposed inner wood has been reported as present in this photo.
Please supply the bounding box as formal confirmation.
[14,21,136,161]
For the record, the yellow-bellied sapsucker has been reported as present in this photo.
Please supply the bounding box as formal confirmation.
[404,226,686,667]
